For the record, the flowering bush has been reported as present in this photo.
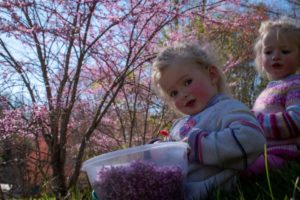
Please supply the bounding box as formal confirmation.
[93,160,184,200]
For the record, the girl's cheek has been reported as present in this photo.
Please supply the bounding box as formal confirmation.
[173,99,177,106]
[190,84,209,98]
[174,100,181,109]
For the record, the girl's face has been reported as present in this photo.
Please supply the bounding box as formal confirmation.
[159,62,219,115]
[262,29,300,80]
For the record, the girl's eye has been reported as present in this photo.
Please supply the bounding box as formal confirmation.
[170,90,178,97]
[282,50,291,54]
[264,50,272,55]
[184,79,192,86]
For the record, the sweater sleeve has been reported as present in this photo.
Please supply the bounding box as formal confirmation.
[187,110,266,170]
[255,88,300,139]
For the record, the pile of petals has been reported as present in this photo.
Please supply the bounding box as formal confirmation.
[93,160,184,200]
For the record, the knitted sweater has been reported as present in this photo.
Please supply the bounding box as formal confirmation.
[169,94,265,200]
[253,74,300,144]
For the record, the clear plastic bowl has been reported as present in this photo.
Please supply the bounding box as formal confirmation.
[81,142,189,193]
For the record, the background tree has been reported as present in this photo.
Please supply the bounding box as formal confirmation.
[0,0,201,197]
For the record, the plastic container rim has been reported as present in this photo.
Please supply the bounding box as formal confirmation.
[81,141,188,171]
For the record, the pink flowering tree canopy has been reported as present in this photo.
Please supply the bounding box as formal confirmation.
[0,0,269,197]
[0,0,203,196]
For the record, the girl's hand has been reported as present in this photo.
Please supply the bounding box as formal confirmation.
[181,137,188,143]
[181,137,191,159]
[180,137,192,160]
[147,138,161,144]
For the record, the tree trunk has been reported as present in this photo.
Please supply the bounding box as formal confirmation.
[0,186,4,200]
[51,145,67,198]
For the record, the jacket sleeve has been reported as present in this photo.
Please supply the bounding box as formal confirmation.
[187,110,266,170]
[255,88,300,139]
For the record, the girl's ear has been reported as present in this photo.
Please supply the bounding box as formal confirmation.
[208,66,219,85]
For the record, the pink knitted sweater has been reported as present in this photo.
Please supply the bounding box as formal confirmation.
[253,74,300,146]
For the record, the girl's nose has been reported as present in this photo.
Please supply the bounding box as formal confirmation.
[179,88,188,99]
[180,92,188,99]
[182,92,188,98]
[272,55,280,61]
[272,51,281,61]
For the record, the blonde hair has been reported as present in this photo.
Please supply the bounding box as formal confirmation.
[254,17,300,78]
[152,42,229,102]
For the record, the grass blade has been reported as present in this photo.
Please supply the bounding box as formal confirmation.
[264,144,274,200]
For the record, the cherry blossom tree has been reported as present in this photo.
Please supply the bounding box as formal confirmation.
[92,65,174,149]
[0,0,274,197]
[0,0,202,197]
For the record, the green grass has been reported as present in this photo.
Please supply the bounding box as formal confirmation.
[9,162,300,199]
[81,161,300,200]
[6,188,93,200]
[213,161,300,200]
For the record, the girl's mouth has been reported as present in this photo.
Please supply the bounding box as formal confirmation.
[272,63,282,68]
[186,99,196,107]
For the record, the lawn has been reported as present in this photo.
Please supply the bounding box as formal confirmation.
[83,161,300,200]
[214,161,300,200]
[68,161,300,200]
[12,161,300,200]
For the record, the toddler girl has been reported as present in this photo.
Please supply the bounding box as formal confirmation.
[152,42,265,199]
[245,17,300,175]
